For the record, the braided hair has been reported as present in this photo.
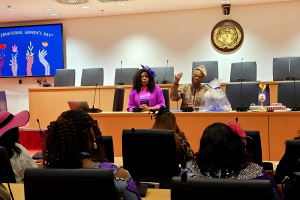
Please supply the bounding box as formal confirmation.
[43,110,108,168]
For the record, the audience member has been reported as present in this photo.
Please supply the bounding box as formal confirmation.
[0,111,37,183]
[43,110,141,200]
[152,107,194,165]
[183,122,282,200]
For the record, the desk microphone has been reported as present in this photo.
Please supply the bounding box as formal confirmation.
[291,57,300,111]
[117,61,125,85]
[161,60,169,84]
[236,58,247,112]
[37,119,42,137]
[90,83,102,113]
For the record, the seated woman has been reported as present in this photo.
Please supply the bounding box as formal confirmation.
[152,107,194,165]
[274,131,300,184]
[0,111,38,183]
[128,65,165,112]
[183,122,281,200]
[43,110,141,200]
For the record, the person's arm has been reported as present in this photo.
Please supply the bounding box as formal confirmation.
[261,170,283,200]
[274,152,296,184]
[20,152,38,180]
[170,83,182,101]
[127,90,137,112]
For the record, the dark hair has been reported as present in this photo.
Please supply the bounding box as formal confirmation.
[132,69,155,93]
[195,123,250,178]
[43,110,108,168]
[0,127,21,159]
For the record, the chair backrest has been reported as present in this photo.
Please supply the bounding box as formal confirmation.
[230,62,257,82]
[278,82,300,108]
[171,177,273,200]
[152,67,174,84]
[24,168,117,200]
[122,129,180,185]
[192,61,218,83]
[273,57,300,81]
[81,68,104,86]
[245,131,262,164]
[114,68,139,85]
[0,147,16,183]
[112,88,125,112]
[285,140,300,171]
[54,69,75,87]
[162,89,170,110]
[226,83,259,110]
[103,136,114,163]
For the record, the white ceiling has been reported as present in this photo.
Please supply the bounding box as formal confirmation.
[0,0,297,23]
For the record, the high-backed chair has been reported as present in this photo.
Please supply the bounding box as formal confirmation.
[226,83,259,110]
[162,89,170,110]
[122,129,180,191]
[103,136,114,163]
[273,57,300,81]
[192,61,218,83]
[245,131,262,164]
[24,168,117,200]
[112,88,125,112]
[171,177,273,200]
[0,147,16,183]
[81,68,104,86]
[230,62,257,82]
[114,68,139,85]
[152,67,174,84]
[278,82,300,108]
[54,69,75,87]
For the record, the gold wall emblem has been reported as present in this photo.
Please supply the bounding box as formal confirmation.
[211,20,244,52]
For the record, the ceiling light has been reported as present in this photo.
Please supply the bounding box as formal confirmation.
[6,6,15,11]
[117,3,125,5]
[124,8,131,11]
[45,8,53,11]
[167,0,174,1]
[221,0,229,2]
[81,5,89,8]
[50,13,58,16]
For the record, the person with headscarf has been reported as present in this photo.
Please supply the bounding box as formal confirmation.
[170,65,210,109]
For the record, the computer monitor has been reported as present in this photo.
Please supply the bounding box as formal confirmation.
[68,101,89,112]
[115,68,139,85]
[113,88,125,111]
[230,62,257,82]
[24,168,117,200]
[152,67,174,84]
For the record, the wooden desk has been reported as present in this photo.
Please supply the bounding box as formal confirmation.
[3,184,170,200]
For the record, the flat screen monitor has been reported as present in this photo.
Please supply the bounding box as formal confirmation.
[0,24,63,77]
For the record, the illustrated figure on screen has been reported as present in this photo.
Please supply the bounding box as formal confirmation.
[9,45,18,76]
[39,42,50,75]
[0,44,6,77]
[26,42,34,76]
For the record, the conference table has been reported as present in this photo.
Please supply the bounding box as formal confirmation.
[3,184,170,200]
[28,82,300,161]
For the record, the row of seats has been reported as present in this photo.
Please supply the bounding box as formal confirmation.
[53,57,300,87]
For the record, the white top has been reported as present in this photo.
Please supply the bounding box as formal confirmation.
[10,143,38,183]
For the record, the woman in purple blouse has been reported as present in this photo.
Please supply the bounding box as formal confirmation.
[128,65,165,112]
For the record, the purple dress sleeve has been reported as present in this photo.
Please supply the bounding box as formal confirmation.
[153,86,165,109]
[128,90,138,112]
[255,170,282,200]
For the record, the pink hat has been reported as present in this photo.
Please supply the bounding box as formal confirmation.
[0,111,30,137]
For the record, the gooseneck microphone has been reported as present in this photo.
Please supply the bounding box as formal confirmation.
[117,61,125,85]
[161,60,169,84]
[92,83,98,112]
[37,119,42,137]
[236,58,247,112]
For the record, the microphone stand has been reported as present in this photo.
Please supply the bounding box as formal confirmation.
[161,60,169,84]
[117,61,125,85]
[89,83,102,113]
[289,57,300,111]
[236,58,247,112]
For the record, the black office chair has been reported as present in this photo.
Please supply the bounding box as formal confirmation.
[103,136,114,163]
[54,69,75,87]
[273,57,300,81]
[162,89,170,110]
[283,172,300,200]
[278,82,300,108]
[230,61,257,82]
[112,88,125,112]
[192,61,218,83]
[81,68,104,86]
[24,168,117,200]
[122,129,180,191]
[152,67,174,84]
[226,83,259,110]
[115,68,139,85]
[0,147,16,183]
[171,177,273,200]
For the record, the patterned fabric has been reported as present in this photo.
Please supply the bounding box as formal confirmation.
[176,132,194,163]
[183,160,282,200]
[170,83,210,109]
[194,65,207,76]
[92,162,142,200]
